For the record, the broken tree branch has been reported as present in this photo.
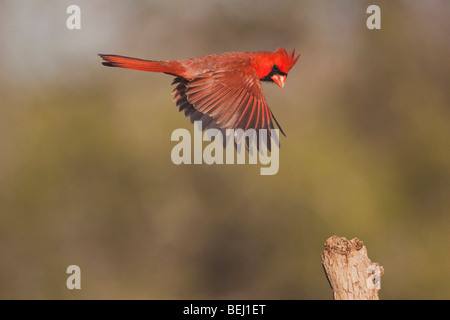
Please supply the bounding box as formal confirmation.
[321,235,384,300]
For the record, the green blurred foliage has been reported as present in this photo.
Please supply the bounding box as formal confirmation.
[0,0,449,299]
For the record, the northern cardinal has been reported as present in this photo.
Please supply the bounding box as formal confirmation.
[99,48,299,146]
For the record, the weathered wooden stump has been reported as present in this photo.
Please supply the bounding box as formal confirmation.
[321,235,384,300]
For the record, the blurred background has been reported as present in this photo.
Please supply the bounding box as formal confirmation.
[0,0,449,299]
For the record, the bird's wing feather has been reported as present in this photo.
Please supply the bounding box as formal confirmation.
[171,68,284,151]
[181,69,284,135]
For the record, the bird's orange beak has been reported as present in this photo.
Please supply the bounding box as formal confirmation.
[271,74,286,88]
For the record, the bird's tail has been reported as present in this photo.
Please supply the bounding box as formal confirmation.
[98,54,185,76]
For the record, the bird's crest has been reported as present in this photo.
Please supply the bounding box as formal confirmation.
[274,47,300,74]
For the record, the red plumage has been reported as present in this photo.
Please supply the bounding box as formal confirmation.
[99,48,299,140]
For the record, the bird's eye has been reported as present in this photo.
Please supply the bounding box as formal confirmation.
[273,65,279,71]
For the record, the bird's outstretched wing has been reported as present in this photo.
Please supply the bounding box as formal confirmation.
[172,68,284,151]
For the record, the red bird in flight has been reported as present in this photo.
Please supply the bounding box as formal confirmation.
[99,48,299,144]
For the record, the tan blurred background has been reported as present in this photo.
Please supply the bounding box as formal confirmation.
[0,0,449,299]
